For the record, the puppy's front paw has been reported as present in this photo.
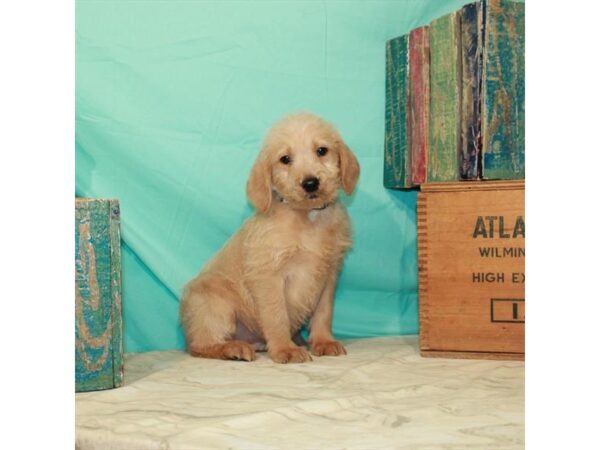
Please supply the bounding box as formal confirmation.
[269,346,312,364]
[221,340,257,361]
[189,340,256,361]
[310,340,347,357]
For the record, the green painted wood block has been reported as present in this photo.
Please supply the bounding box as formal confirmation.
[481,0,525,179]
[75,199,123,392]
[429,11,461,182]
[384,34,411,189]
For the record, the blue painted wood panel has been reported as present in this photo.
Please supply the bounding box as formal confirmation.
[75,199,123,392]
[482,0,525,179]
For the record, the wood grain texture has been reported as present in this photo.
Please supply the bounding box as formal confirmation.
[481,0,525,179]
[384,34,411,189]
[418,181,524,359]
[460,2,484,180]
[108,200,123,387]
[421,179,524,192]
[420,350,524,361]
[429,12,461,182]
[409,26,430,186]
[75,199,123,392]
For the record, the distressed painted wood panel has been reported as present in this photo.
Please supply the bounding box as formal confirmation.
[384,34,411,189]
[75,199,123,392]
[409,26,430,186]
[460,2,484,180]
[429,12,461,182]
[481,0,525,179]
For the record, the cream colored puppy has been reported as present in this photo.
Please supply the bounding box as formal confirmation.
[180,113,360,363]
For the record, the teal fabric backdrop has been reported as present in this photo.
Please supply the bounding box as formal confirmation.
[76,0,470,352]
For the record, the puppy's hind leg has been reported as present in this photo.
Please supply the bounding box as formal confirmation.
[180,276,256,361]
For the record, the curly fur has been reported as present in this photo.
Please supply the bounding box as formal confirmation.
[180,113,360,363]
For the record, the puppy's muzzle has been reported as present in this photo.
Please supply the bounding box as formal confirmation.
[301,177,320,193]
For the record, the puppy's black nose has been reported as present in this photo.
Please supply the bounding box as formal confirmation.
[301,177,320,193]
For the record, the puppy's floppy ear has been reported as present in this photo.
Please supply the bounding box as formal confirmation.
[246,154,272,213]
[338,142,360,195]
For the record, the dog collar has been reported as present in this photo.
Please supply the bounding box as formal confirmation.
[311,203,329,211]
[275,192,331,211]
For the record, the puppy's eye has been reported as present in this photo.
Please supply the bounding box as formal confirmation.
[316,147,328,157]
[279,155,291,165]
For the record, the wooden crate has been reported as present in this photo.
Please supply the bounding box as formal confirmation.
[417,181,524,360]
[75,199,124,391]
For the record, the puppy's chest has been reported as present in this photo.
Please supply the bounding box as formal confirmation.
[284,225,345,322]
[288,219,349,265]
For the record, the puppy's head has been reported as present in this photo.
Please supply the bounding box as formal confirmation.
[247,113,360,213]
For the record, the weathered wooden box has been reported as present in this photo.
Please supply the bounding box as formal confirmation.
[417,181,524,360]
[75,199,124,391]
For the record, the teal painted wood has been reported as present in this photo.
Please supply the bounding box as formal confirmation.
[481,0,525,179]
[384,34,411,189]
[75,199,123,392]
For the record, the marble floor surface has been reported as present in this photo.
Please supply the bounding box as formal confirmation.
[75,336,524,450]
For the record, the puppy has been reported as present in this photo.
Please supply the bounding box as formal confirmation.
[180,113,360,363]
